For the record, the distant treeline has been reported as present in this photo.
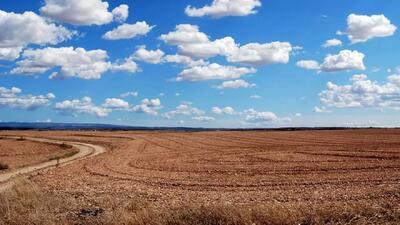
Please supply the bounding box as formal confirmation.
[0,122,387,132]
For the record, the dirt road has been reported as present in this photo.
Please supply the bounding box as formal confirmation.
[0,136,106,191]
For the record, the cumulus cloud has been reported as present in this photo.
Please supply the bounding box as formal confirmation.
[244,108,291,124]
[55,97,110,117]
[163,103,204,119]
[103,21,154,40]
[40,0,127,25]
[226,42,293,66]
[297,50,366,72]
[192,116,215,122]
[112,4,129,23]
[133,46,165,64]
[103,98,129,109]
[0,86,55,110]
[159,24,293,66]
[177,63,256,81]
[212,106,235,115]
[320,74,400,109]
[320,50,365,72]
[322,38,342,48]
[296,60,320,70]
[111,58,140,73]
[0,47,23,61]
[130,98,162,116]
[160,24,209,46]
[11,47,112,79]
[164,54,208,67]
[185,0,261,18]
[216,79,255,90]
[0,10,73,60]
[11,47,139,79]
[339,14,397,44]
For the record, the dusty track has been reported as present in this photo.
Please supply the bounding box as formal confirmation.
[0,136,106,192]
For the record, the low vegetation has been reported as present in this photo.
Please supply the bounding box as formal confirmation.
[48,150,78,162]
[59,142,72,149]
[1,178,399,225]
[16,137,26,141]
[0,163,9,170]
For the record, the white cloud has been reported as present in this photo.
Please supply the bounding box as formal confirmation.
[216,79,255,90]
[103,21,154,40]
[212,106,235,115]
[244,108,291,124]
[131,98,161,116]
[0,47,23,61]
[226,42,293,66]
[178,36,237,59]
[296,60,320,70]
[322,38,342,48]
[160,24,209,46]
[121,91,138,98]
[320,74,400,109]
[298,50,366,72]
[103,98,129,109]
[160,24,293,66]
[339,14,397,44]
[192,116,215,122]
[133,46,165,64]
[177,63,256,81]
[313,106,331,113]
[0,10,73,60]
[185,0,261,18]
[0,86,55,110]
[250,95,261,99]
[40,0,126,25]
[112,4,129,23]
[164,103,204,119]
[11,47,111,80]
[320,50,365,72]
[111,58,140,73]
[55,97,110,117]
[164,54,208,67]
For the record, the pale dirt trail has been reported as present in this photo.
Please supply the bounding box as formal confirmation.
[0,137,106,191]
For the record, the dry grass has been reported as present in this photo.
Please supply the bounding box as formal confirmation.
[1,178,399,225]
[0,178,67,225]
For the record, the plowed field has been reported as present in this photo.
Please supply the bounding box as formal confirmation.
[2,129,398,205]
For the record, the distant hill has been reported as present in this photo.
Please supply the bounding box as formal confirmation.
[0,122,383,132]
[0,122,210,131]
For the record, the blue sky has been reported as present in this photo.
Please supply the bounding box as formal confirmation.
[0,0,399,128]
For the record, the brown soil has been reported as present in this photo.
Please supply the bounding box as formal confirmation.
[1,129,400,224]
[0,137,77,170]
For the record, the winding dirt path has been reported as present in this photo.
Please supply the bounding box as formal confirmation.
[0,136,106,191]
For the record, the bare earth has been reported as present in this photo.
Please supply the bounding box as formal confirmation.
[1,129,400,224]
[0,137,77,170]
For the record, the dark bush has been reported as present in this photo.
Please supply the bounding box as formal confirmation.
[0,163,9,170]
